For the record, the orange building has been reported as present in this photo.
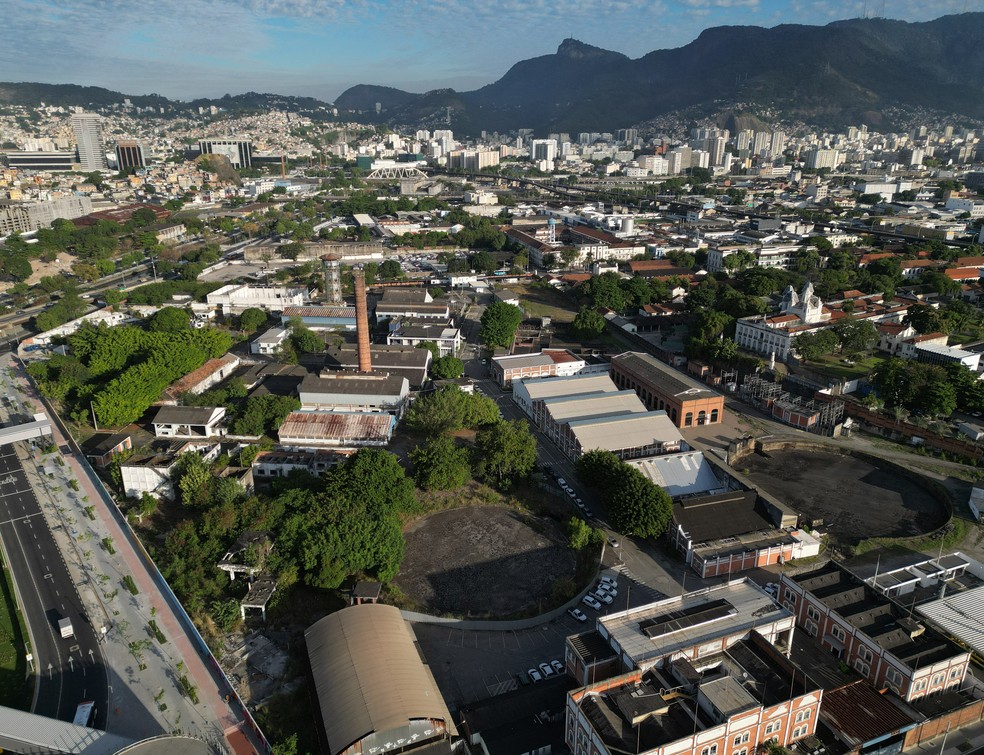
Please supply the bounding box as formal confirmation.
[610,351,724,428]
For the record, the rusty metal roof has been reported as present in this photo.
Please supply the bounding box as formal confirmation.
[278,411,394,442]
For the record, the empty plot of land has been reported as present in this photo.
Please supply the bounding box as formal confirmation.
[741,450,948,544]
[396,507,575,617]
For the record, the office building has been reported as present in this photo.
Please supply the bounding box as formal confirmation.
[1,151,77,171]
[71,113,108,170]
[531,139,557,163]
[114,140,146,171]
[0,196,93,236]
[199,139,253,168]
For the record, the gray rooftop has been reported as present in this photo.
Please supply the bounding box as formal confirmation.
[152,405,223,426]
[520,373,618,401]
[600,579,791,669]
[917,584,984,657]
[543,390,646,423]
[568,411,682,453]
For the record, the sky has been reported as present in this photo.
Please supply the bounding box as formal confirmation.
[1,0,980,102]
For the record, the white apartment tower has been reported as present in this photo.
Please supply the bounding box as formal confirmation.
[71,113,108,171]
[531,139,557,163]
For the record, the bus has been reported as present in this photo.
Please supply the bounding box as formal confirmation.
[73,701,95,727]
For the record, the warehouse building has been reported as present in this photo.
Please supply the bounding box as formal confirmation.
[306,603,458,755]
[513,372,618,418]
[610,351,724,428]
[298,373,409,416]
[277,411,395,449]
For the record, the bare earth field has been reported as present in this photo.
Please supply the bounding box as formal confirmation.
[741,449,948,544]
[396,506,575,617]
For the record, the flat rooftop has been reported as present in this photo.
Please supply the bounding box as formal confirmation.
[599,579,791,669]
[673,490,772,544]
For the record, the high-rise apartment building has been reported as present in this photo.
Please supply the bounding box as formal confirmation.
[531,139,557,163]
[115,140,146,171]
[752,131,770,156]
[805,148,840,170]
[71,113,108,171]
[770,130,787,156]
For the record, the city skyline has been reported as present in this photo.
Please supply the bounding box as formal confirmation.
[1,0,979,103]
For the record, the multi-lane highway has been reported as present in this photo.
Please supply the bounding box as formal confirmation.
[0,442,107,726]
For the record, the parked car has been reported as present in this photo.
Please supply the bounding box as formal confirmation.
[550,659,564,674]
[600,586,618,600]
[600,575,618,587]
[566,489,577,498]
[527,667,543,683]
[557,478,567,487]
[608,536,620,548]
[582,595,602,610]
[593,591,614,605]
[539,662,554,678]
[582,508,595,518]
[575,498,583,507]
[568,607,588,622]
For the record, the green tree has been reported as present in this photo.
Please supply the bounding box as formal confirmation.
[833,319,877,356]
[416,341,440,361]
[566,517,602,550]
[430,355,465,380]
[378,259,402,279]
[722,250,756,272]
[147,307,191,333]
[572,307,606,340]
[479,301,523,349]
[576,450,671,538]
[474,420,537,488]
[410,436,472,490]
[405,386,499,435]
[174,453,214,508]
[793,329,839,361]
[903,303,947,335]
[239,307,268,333]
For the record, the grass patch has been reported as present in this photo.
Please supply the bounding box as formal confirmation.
[177,673,199,704]
[0,555,30,709]
[854,517,969,557]
[68,479,79,492]
[83,506,95,521]
[512,283,578,323]
[801,353,889,381]
[101,537,115,555]
[122,575,139,595]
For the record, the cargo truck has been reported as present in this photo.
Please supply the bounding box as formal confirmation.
[58,617,74,639]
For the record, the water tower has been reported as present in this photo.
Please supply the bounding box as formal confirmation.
[321,254,342,305]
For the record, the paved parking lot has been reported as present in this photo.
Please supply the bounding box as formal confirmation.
[412,568,666,711]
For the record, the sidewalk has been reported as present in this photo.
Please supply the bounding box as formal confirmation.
[3,357,262,754]
[908,717,984,755]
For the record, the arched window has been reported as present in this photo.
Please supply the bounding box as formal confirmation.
[685,412,693,427]
[710,409,719,423]
[697,411,707,425]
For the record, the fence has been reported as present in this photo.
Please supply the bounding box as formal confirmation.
[24,369,270,754]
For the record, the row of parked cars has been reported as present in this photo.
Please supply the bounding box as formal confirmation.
[527,658,563,683]
[571,574,618,615]
[554,475,595,519]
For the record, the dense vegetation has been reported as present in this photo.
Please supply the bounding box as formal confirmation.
[28,322,232,427]
[576,450,673,538]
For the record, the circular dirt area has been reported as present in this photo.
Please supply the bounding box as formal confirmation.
[741,449,948,544]
[396,507,575,617]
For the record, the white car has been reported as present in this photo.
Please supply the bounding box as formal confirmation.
[539,662,555,678]
[550,659,563,674]
[593,590,614,605]
[566,489,577,498]
[582,595,602,610]
[600,575,618,587]
[568,608,588,622]
[528,667,543,682]
[557,478,567,487]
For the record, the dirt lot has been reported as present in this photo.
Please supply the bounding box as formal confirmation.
[395,506,575,617]
[741,449,949,544]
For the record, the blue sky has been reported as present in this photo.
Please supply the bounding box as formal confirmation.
[0,0,978,101]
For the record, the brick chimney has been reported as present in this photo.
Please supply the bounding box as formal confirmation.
[354,270,372,373]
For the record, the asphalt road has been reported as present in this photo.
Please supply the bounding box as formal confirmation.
[0,443,107,727]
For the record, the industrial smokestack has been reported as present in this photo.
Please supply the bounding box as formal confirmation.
[354,270,372,373]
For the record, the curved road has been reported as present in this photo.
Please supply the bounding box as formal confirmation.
[0,442,107,726]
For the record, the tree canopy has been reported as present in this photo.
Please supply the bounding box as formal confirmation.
[410,436,471,490]
[474,420,537,488]
[576,450,672,538]
[479,301,523,349]
[405,385,500,436]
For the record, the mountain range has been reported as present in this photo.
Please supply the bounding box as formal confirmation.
[337,13,984,133]
[2,14,983,135]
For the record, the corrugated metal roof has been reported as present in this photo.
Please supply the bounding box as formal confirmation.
[543,390,646,423]
[568,411,682,452]
[305,604,456,755]
[917,584,984,656]
[520,373,618,401]
[820,681,917,747]
[278,411,394,442]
